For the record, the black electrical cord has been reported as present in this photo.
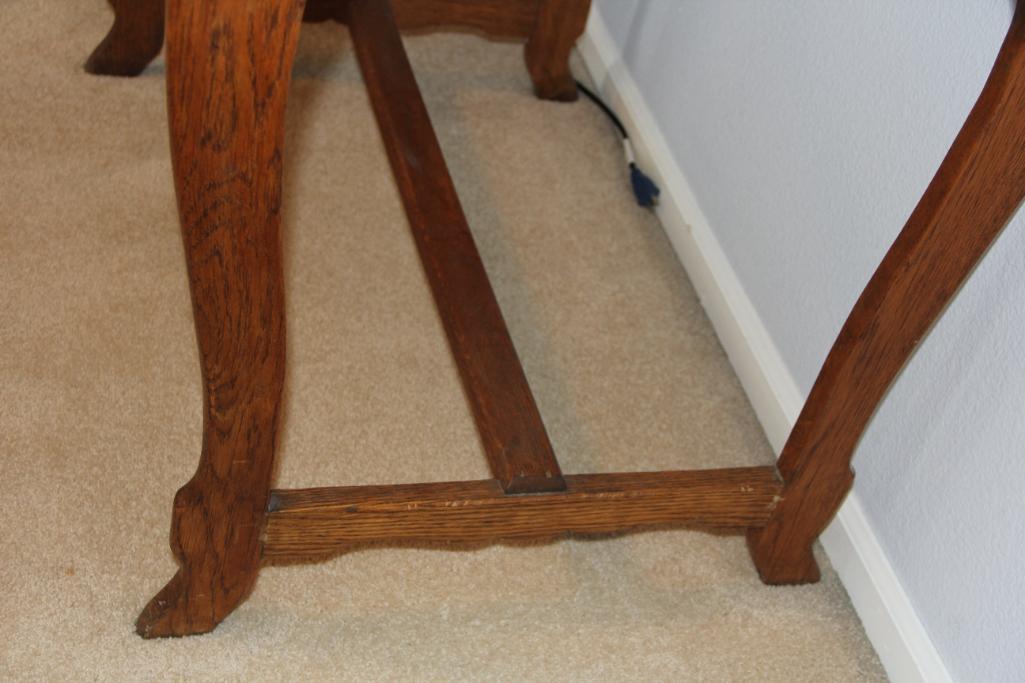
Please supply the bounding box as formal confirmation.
[576,80,628,138]
[574,79,660,208]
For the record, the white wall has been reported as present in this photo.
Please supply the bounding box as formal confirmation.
[590,1,1025,681]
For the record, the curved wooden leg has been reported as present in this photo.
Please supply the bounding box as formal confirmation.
[136,0,305,638]
[85,0,165,76]
[524,0,590,101]
[748,4,1025,584]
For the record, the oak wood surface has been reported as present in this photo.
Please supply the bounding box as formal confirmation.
[263,467,783,561]
[347,0,566,494]
[85,0,590,104]
[748,3,1025,584]
[134,0,305,638]
[86,0,1025,638]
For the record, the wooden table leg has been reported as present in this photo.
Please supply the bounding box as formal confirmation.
[748,3,1025,584]
[525,0,590,101]
[135,0,305,638]
[85,0,165,76]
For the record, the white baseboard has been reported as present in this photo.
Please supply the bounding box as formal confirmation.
[576,8,802,455]
[576,9,952,683]
[820,496,953,683]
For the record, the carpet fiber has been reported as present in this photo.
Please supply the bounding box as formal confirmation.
[0,2,886,680]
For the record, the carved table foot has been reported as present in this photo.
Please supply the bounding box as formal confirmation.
[135,0,304,637]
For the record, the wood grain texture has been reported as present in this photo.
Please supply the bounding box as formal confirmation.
[135,0,305,638]
[748,4,1025,584]
[85,0,165,76]
[524,0,591,101]
[347,0,566,494]
[304,0,540,37]
[96,0,1025,636]
[263,468,783,561]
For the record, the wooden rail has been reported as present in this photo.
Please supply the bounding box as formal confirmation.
[263,467,783,561]
[305,0,541,37]
[348,0,566,494]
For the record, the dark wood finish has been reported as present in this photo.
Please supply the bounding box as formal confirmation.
[85,0,591,104]
[305,0,541,37]
[524,0,590,101]
[748,4,1025,584]
[263,467,783,561]
[392,0,540,36]
[306,0,592,101]
[347,0,566,494]
[134,0,305,638]
[85,0,165,76]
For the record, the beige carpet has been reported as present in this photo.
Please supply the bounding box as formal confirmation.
[0,2,886,680]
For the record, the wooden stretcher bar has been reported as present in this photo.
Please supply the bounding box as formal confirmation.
[263,467,783,561]
[347,0,566,494]
[304,0,541,37]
